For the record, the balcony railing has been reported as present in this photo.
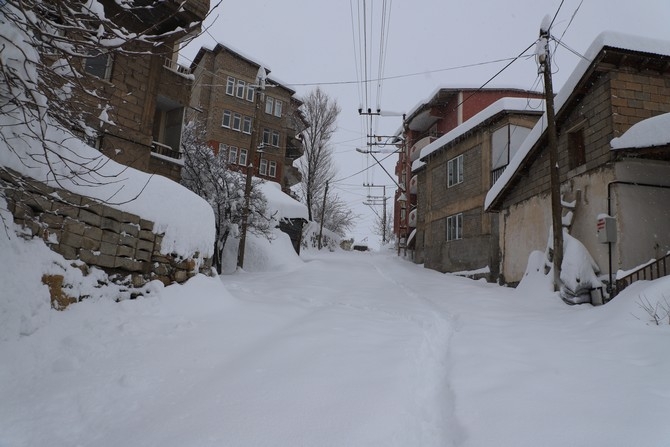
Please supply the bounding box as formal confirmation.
[491,165,507,185]
[163,57,193,76]
[151,141,182,160]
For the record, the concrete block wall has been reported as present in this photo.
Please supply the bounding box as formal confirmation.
[1,168,212,300]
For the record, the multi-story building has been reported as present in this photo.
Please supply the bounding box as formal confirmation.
[79,0,209,182]
[393,87,543,259]
[189,44,305,193]
[414,98,543,280]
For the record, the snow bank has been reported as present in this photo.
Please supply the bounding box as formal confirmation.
[0,112,215,258]
[220,227,303,274]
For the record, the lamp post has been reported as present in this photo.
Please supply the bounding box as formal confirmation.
[237,66,266,269]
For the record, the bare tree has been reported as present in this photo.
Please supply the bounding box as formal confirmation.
[0,0,213,188]
[181,120,273,273]
[298,87,341,221]
[372,207,394,244]
[312,191,357,237]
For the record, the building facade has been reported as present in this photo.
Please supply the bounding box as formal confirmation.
[416,99,543,280]
[486,33,670,300]
[189,44,305,193]
[79,0,209,182]
[394,88,543,263]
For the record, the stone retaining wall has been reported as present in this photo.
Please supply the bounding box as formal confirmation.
[1,168,212,303]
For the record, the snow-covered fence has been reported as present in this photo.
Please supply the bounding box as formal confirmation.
[1,169,212,306]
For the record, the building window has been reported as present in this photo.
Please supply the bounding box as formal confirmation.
[222,110,231,128]
[447,154,464,187]
[271,130,280,147]
[262,128,271,146]
[85,53,113,80]
[218,143,228,156]
[246,86,255,102]
[568,128,586,170]
[239,148,248,166]
[243,116,252,134]
[236,80,246,98]
[259,158,268,175]
[228,146,238,164]
[446,213,463,241]
[491,125,530,184]
[265,96,274,114]
[226,77,235,96]
[232,113,242,131]
[268,161,277,178]
[274,100,283,117]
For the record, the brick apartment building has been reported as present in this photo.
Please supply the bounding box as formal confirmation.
[394,87,543,259]
[189,44,306,192]
[78,0,209,182]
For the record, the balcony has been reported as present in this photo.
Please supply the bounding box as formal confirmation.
[151,141,182,161]
[163,57,193,77]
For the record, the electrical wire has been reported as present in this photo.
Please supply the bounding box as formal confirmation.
[332,151,396,184]
[558,0,584,44]
[548,0,566,32]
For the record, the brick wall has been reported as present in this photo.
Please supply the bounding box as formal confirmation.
[502,65,670,209]
[1,169,212,304]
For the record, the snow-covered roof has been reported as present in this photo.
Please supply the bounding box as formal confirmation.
[419,97,544,161]
[411,159,426,173]
[485,31,670,211]
[193,42,272,74]
[397,85,543,136]
[260,181,308,220]
[610,112,670,149]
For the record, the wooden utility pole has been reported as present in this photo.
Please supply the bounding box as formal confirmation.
[382,185,387,244]
[317,181,329,249]
[539,21,563,291]
[237,67,266,269]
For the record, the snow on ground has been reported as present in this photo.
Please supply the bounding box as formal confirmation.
[2,223,670,445]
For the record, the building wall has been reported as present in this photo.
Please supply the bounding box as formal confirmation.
[497,62,670,284]
[76,2,199,180]
[420,113,539,279]
[423,132,491,275]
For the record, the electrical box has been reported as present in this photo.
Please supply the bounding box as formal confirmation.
[596,216,617,243]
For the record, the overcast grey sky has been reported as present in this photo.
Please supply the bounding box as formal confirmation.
[182,0,670,246]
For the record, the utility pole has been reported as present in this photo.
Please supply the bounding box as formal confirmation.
[317,181,329,249]
[382,185,387,244]
[364,183,390,245]
[539,19,563,291]
[237,66,266,269]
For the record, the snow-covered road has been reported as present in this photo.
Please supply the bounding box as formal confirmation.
[2,249,670,446]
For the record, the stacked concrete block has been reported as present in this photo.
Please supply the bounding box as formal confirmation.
[1,168,213,301]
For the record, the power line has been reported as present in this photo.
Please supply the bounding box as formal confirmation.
[332,150,396,184]
[548,0,566,31]
[450,40,539,115]
[283,57,520,87]
[558,0,584,43]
